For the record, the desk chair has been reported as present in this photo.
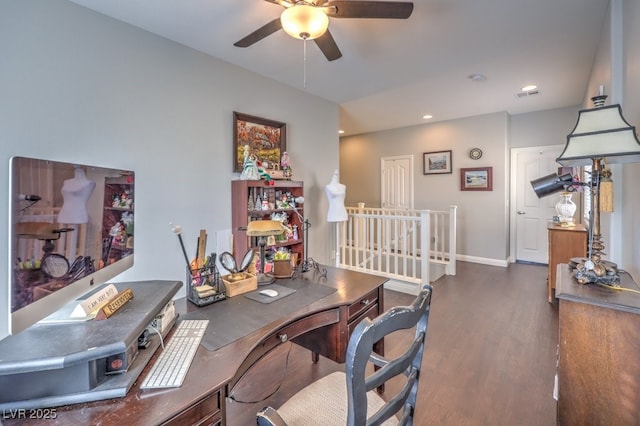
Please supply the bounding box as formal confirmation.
[257,284,433,426]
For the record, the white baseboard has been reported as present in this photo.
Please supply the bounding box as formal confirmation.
[384,279,421,296]
[455,254,509,268]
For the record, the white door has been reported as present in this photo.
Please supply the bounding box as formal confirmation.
[381,156,413,209]
[512,146,565,264]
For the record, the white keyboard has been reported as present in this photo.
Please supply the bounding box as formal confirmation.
[140,319,209,390]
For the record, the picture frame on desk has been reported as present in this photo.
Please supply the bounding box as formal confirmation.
[233,112,286,173]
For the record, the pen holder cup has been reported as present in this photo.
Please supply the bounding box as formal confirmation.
[273,259,294,279]
[186,265,226,306]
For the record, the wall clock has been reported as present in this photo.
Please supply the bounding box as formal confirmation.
[469,148,483,160]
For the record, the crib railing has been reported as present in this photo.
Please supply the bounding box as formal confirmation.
[335,205,456,286]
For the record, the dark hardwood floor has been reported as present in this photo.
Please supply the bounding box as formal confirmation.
[226,261,559,425]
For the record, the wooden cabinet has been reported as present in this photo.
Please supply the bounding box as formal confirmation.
[556,265,640,425]
[231,180,304,264]
[101,175,134,265]
[547,223,587,302]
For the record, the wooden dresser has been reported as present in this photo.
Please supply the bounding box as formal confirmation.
[547,223,587,302]
[556,264,640,425]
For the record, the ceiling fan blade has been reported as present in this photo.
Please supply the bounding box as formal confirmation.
[263,0,294,7]
[324,1,413,19]
[234,18,283,48]
[314,30,342,61]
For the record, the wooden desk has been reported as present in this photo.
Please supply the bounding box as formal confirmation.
[10,266,386,425]
[556,264,640,425]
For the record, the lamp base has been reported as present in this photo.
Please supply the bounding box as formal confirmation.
[569,257,620,286]
[256,272,275,286]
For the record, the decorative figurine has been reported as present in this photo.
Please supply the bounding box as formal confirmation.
[281,151,292,178]
[109,222,122,236]
[281,151,290,169]
[240,144,260,180]
[121,211,134,235]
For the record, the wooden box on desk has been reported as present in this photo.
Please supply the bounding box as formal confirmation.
[221,272,257,297]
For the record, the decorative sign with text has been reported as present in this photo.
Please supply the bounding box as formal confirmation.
[95,288,134,320]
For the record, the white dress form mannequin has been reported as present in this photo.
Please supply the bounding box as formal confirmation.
[324,170,348,222]
[57,166,96,224]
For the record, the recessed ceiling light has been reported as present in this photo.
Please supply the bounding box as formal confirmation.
[338,130,345,134]
[516,85,540,98]
[468,73,487,82]
[423,114,433,119]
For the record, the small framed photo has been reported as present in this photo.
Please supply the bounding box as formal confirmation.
[423,150,452,175]
[460,167,493,191]
[233,112,286,172]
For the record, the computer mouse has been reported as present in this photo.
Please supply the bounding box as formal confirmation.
[259,289,279,298]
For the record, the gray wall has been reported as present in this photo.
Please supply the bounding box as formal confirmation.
[339,0,640,279]
[510,107,580,149]
[340,108,581,265]
[0,0,339,338]
[620,0,640,280]
[583,0,640,280]
[340,112,511,263]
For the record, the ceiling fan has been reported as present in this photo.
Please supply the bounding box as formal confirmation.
[234,0,414,61]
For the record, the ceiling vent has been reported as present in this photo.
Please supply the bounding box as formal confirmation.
[516,89,540,98]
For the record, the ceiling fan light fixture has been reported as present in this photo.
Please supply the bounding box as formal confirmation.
[281,5,329,40]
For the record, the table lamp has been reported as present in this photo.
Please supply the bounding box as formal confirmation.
[246,220,285,285]
[555,90,640,285]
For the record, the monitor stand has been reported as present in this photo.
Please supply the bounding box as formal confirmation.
[0,280,182,410]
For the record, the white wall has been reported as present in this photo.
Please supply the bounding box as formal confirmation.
[0,0,339,338]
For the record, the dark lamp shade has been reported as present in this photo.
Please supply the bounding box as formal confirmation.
[557,104,640,166]
[530,173,574,198]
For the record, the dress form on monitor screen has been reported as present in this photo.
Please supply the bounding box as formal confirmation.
[8,156,134,336]
[324,170,347,222]
[57,166,96,224]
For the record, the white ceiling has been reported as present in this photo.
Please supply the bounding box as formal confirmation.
[69,0,610,136]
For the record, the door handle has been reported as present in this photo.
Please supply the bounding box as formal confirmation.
[517,211,526,215]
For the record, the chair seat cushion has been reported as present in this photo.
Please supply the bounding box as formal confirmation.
[276,371,398,426]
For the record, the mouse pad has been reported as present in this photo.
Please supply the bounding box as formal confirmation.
[243,284,296,304]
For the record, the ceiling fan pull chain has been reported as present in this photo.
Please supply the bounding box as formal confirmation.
[303,38,307,89]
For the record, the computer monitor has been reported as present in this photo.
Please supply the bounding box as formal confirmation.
[8,156,135,334]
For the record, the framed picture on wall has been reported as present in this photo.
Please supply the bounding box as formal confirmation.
[423,150,452,175]
[460,167,493,191]
[233,112,286,173]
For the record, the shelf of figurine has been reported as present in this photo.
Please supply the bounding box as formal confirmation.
[262,151,293,180]
[231,179,303,264]
[240,148,293,182]
[247,189,302,216]
[108,191,134,211]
